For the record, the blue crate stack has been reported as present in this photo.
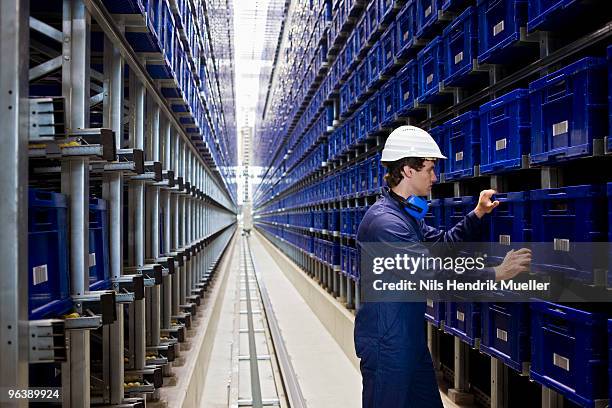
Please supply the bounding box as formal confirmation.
[28,189,72,320]
[253,0,612,404]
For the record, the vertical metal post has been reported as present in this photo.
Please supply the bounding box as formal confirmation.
[0,0,29,403]
[147,101,161,347]
[102,33,124,405]
[61,1,92,406]
[542,387,564,408]
[491,358,508,408]
[128,70,146,371]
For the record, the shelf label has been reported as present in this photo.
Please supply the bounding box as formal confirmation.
[454,51,464,65]
[89,253,96,267]
[552,120,569,136]
[496,328,508,342]
[496,138,507,151]
[553,353,570,371]
[426,74,434,85]
[33,265,48,286]
[404,31,410,41]
[427,299,434,308]
[499,235,511,246]
[553,238,570,252]
[403,91,410,101]
[493,20,505,36]
[455,151,463,162]
[425,5,432,17]
[457,311,465,322]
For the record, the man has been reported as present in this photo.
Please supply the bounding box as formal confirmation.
[354,126,531,408]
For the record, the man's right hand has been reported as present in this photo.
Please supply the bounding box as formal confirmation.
[494,248,532,281]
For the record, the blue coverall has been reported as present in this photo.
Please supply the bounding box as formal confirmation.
[354,187,488,408]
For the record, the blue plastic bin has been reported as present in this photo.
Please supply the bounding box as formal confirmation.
[442,6,479,87]
[530,184,607,282]
[366,0,380,43]
[527,0,591,31]
[481,302,530,373]
[368,43,381,86]
[530,302,609,407]
[28,189,72,320]
[368,154,381,194]
[444,111,480,180]
[444,302,481,347]
[477,0,532,64]
[417,36,445,104]
[396,1,417,58]
[357,105,368,143]
[429,124,446,175]
[488,191,530,249]
[359,160,370,195]
[529,57,607,165]
[380,79,398,127]
[329,208,339,232]
[396,59,418,115]
[380,23,396,75]
[368,94,381,134]
[380,0,398,24]
[425,299,446,327]
[444,195,490,242]
[89,198,111,291]
[425,198,444,229]
[416,0,443,39]
[479,89,530,174]
[124,0,163,53]
[356,60,370,100]
[341,245,350,276]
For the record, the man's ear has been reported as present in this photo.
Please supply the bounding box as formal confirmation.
[401,165,412,180]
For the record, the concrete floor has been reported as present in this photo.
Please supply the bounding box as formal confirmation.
[198,232,469,408]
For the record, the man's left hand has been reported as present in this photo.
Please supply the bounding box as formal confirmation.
[474,189,499,218]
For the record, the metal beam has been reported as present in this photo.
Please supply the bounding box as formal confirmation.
[0,0,29,404]
[29,56,62,81]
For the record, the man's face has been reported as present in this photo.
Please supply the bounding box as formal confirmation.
[403,160,437,196]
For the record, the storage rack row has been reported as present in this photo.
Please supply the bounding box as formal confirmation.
[253,0,612,407]
[1,0,238,407]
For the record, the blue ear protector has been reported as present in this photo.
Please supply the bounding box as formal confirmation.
[401,195,429,220]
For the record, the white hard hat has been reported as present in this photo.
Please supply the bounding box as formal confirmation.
[381,125,446,162]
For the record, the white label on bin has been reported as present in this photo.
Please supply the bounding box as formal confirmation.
[496,328,508,342]
[425,5,432,17]
[427,299,434,308]
[454,51,464,65]
[427,73,434,85]
[89,253,96,267]
[496,138,507,150]
[499,235,511,245]
[456,311,465,322]
[553,353,570,371]
[387,50,392,59]
[552,120,569,136]
[33,265,48,286]
[403,90,410,101]
[455,151,464,162]
[386,103,392,113]
[404,31,409,41]
[493,20,505,36]
[553,238,570,252]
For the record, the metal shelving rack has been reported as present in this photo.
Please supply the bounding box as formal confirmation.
[0,0,238,406]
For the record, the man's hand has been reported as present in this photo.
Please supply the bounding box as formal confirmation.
[474,189,500,218]
[494,248,532,281]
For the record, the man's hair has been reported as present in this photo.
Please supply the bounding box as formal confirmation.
[382,157,427,188]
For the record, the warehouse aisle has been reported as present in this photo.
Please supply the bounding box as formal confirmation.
[248,233,362,408]
[198,241,240,408]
